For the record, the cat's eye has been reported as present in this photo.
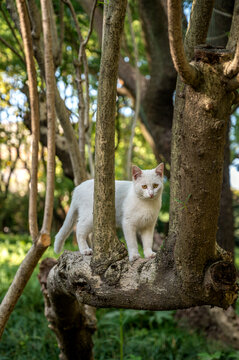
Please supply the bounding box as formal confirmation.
[153,183,159,188]
[142,185,147,189]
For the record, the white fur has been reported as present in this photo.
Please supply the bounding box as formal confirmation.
[54,165,164,261]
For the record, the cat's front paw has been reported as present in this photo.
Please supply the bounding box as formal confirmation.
[82,248,93,256]
[144,249,156,259]
[129,253,140,262]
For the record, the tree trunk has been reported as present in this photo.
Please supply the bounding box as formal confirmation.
[177,1,236,348]
[38,258,96,360]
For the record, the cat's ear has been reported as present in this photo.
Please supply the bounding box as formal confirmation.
[132,165,142,180]
[155,163,164,178]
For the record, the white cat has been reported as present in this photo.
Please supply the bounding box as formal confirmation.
[54,163,164,261]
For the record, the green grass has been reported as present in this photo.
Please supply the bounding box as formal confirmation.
[1,233,239,360]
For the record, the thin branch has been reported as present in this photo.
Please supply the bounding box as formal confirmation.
[58,0,65,64]
[25,0,86,185]
[40,0,56,234]
[0,237,51,339]
[167,0,199,86]
[0,3,24,55]
[86,131,95,177]
[64,0,97,175]
[0,0,51,340]
[63,0,88,176]
[126,4,141,180]
[55,87,87,184]
[75,62,86,169]
[0,35,25,64]
[78,0,97,64]
[16,0,39,240]
[48,0,61,66]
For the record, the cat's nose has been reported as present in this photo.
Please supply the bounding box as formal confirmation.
[150,193,154,198]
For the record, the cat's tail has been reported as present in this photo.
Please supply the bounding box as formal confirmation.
[54,201,78,254]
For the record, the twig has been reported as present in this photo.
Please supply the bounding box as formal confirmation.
[0,3,24,55]
[0,35,25,64]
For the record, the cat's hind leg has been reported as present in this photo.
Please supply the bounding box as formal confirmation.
[76,220,93,255]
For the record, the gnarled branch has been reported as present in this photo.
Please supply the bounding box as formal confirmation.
[47,250,237,311]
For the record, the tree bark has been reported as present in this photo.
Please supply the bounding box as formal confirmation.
[92,0,128,273]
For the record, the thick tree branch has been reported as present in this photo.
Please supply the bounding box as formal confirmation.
[167,0,200,86]
[184,0,215,60]
[92,0,128,273]
[47,250,237,311]
[227,0,239,52]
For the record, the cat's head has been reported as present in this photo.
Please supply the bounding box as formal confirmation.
[132,163,164,200]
